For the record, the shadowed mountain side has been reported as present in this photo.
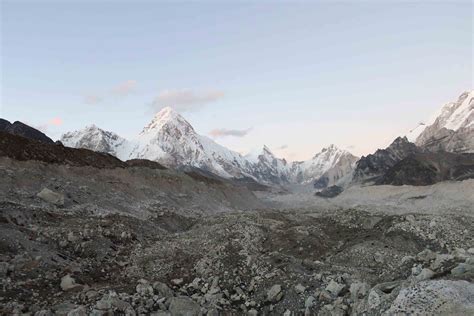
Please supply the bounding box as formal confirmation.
[0,119,54,144]
[377,152,474,186]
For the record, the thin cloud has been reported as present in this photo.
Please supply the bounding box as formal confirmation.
[209,128,251,138]
[84,95,103,105]
[48,117,63,126]
[29,116,63,133]
[152,89,224,112]
[276,144,288,150]
[112,80,137,96]
[83,80,136,104]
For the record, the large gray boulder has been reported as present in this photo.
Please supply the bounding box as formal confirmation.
[386,280,474,315]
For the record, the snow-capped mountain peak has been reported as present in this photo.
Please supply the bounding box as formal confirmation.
[61,109,358,186]
[61,124,130,160]
[141,106,194,135]
[295,144,354,177]
[409,90,473,153]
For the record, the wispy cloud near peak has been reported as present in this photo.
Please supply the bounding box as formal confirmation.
[209,128,251,138]
[112,80,137,96]
[152,89,224,112]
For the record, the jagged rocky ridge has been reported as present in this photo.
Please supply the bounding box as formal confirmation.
[61,107,358,186]
[352,136,474,186]
[352,137,424,183]
[351,90,474,186]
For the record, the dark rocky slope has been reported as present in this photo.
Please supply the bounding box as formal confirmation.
[352,137,423,183]
[377,152,474,186]
[0,131,128,169]
[0,119,54,144]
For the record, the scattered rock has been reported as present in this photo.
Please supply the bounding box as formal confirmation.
[66,306,87,316]
[168,296,200,316]
[451,263,474,276]
[267,284,283,303]
[350,282,369,300]
[153,281,174,298]
[136,280,154,296]
[60,275,82,292]
[37,188,65,206]
[248,309,258,316]
[431,253,455,271]
[416,249,436,262]
[305,295,316,308]
[326,280,345,297]
[415,268,435,281]
[171,278,184,286]
[295,283,306,294]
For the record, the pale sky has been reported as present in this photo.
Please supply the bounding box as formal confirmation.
[1,1,472,160]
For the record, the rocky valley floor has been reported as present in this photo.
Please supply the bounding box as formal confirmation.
[1,158,474,315]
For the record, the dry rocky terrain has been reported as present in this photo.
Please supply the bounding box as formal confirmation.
[1,133,473,315]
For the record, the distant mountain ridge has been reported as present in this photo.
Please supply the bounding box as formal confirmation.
[3,90,472,188]
[351,90,474,186]
[61,107,358,186]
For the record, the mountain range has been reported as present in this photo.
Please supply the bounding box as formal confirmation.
[61,107,359,186]
[351,90,473,185]
[23,89,472,189]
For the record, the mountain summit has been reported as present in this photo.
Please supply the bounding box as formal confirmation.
[407,90,473,153]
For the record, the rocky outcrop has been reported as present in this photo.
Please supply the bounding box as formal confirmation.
[315,185,343,198]
[0,119,54,144]
[386,280,474,315]
[377,152,474,186]
[352,137,423,183]
[0,131,128,169]
[37,188,65,206]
